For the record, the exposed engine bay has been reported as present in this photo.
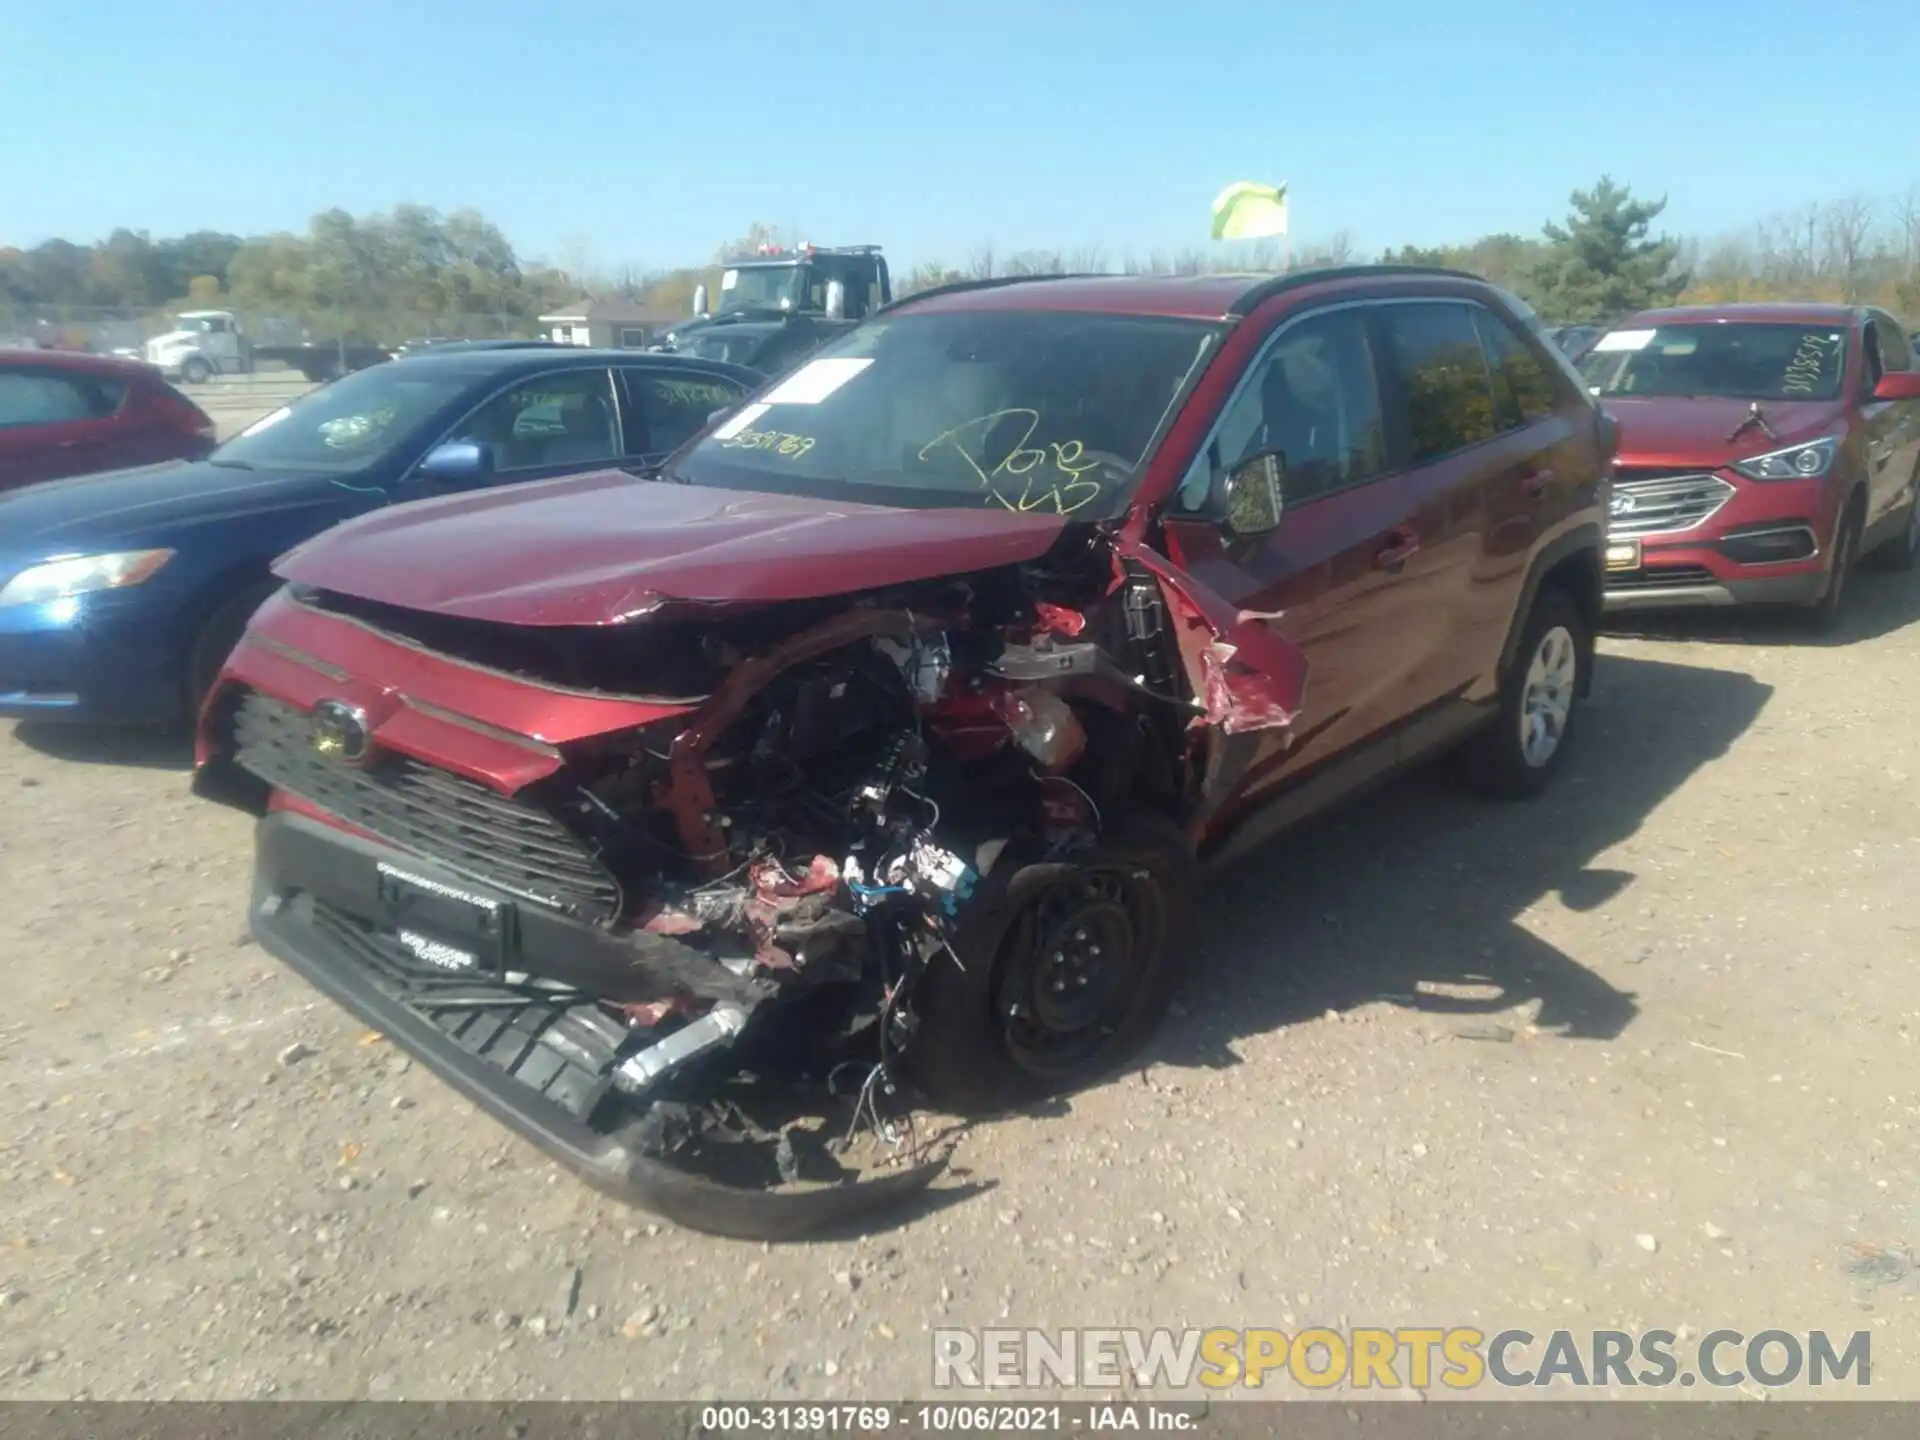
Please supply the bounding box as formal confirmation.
[207,531,1306,1238]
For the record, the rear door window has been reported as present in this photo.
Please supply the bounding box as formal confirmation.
[619,368,748,458]
[0,368,126,428]
[1375,302,1499,462]
[1472,308,1559,430]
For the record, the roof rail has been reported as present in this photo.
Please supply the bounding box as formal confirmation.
[1224,263,1490,317]
[875,272,1112,315]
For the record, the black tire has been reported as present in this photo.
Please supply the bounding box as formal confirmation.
[1805,493,1864,631]
[1459,584,1588,801]
[1866,471,1920,573]
[186,579,282,720]
[181,356,212,385]
[908,812,1197,1114]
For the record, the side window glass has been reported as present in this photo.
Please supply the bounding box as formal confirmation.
[1473,308,1559,431]
[0,371,106,428]
[1213,309,1388,505]
[624,371,743,457]
[1862,324,1886,392]
[1378,302,1499,461]
[1871,316,1910,373]
[454,369,618,472]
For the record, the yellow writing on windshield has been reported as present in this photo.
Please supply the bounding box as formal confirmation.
[1783,334,1840,396]
[720,427,816,458]
[918,408,1106,516]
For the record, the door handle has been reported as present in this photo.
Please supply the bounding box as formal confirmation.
[1521,467,1554,497]
[1374,526,1420,570]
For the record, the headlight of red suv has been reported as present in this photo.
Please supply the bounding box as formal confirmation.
[1732,436,1836,481]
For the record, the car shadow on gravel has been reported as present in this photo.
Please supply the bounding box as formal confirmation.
[1143,649,1772,1075]
[10,721,193,771]
[1602,566,1920,648]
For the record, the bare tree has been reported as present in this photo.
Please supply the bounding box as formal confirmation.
[1822,196,1877,302]
[965,243,996,280]
[1061,244,1108,274]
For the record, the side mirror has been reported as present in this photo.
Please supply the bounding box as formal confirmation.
[824,279,847,321]
[417,440,495,483]
[1872,371,1920,402]
[1223,450,1286,536]
[692,284,709,318]
[1596,407,1620,461]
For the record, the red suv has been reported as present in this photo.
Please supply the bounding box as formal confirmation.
[1581,304,1920,624]
[194,267,1612,1235]
[0,348,217,493]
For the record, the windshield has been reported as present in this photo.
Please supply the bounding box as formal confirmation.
[213,364,472,473]
[1578,323,1850,401]
[675,310,1221,517]
[719,264,804,313]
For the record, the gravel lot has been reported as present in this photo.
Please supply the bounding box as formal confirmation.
[1,398,1916,1400]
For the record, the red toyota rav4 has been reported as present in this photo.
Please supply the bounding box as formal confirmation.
[1581,303,1920,624]
[194,268,1612,1235]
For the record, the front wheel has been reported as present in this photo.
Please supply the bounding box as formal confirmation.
[180,356,212,385]
[1459,585,1588,801]
[1805,495,1864,631]
[908,813,1197,1113]
[1866,474,1920,573]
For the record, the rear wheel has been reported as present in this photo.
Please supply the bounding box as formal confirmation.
[1459,585,1588,801]
[908,813,1197,1113]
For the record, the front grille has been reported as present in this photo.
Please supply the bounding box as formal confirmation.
[233,691,621,923]
[1608,564,1717,589]
[1608,472,1737,537]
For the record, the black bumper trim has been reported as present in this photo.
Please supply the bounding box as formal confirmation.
[247,814,944,1239]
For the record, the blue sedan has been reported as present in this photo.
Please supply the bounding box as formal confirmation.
[0,348,761,726]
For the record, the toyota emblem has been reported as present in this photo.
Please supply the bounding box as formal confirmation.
[309,700,371,764]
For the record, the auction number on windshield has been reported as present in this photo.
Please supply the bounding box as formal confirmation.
[919,408,1106,516]
[1782,333,1842,396]
[720,426,817,458]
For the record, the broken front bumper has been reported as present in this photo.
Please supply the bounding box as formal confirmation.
[246,811,943,1240]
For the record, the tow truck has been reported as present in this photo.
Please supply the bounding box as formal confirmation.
[652,244,892,377]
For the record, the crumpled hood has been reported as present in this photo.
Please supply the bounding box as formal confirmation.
[273,470,1071,626]
[0,460,354,553]
[1605,396,1848,467]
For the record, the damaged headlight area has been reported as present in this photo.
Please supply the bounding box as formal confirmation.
[214,550,1245,1238]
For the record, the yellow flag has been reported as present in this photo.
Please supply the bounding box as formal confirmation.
[1211,182,1289,240]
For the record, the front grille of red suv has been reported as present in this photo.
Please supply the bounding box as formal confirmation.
[231,690,622,924]
[1608,470,1738,537]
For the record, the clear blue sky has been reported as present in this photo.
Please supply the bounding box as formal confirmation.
[1,0,1903,272]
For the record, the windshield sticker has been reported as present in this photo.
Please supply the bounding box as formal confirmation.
[1592,329,1656,353]
[719,426,816,458]
[1783,333,1844,396]
[919,408,1107,516]
[239,406,292,438]
[759,357,874,406]
[710,402,769,440]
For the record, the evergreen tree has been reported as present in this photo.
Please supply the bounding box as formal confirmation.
[1532,177,1688,324]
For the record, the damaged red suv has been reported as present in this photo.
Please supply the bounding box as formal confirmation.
[1582,303,1920,624]
[194,268,1612,1236]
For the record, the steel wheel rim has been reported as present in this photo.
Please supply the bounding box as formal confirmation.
[998,866,1164,1077]
[1519,624,1576,768]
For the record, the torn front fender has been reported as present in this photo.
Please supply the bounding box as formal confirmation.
[1114,541,1308,735]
